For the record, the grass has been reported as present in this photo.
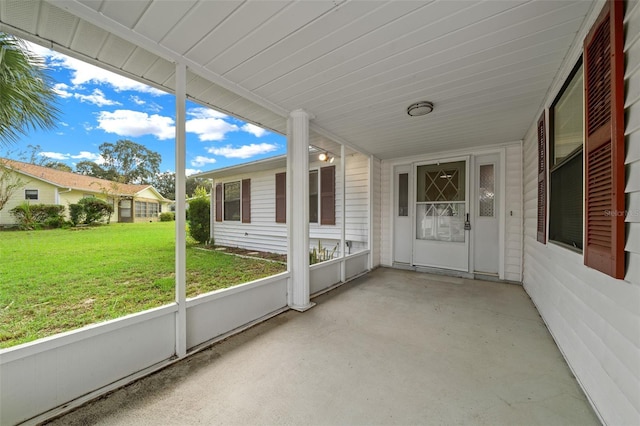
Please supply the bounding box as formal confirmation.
[0,222,286,348]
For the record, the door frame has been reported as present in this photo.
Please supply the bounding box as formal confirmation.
[386,147,507,279]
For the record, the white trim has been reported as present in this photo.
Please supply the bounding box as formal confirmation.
[499,148,507,280]
[185,272,290,308]
[340,145,347,282]
[174,62,187,358]
[0,304,178,363]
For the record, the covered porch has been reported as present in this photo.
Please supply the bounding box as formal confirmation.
[48,268,598,426]
[1,0,638,425]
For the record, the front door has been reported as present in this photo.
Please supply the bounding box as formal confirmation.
[474,154,500,274]
[118,199,133,223]
[412,159,469,271]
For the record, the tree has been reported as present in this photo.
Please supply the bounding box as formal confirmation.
[75,160,119,181]
[0,33,59,146]
[152,171,175,200]
[44,161,72,172]
[99,139,160,184]
[0,159,25,212]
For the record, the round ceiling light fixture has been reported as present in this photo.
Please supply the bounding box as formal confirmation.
[407,101,434,117]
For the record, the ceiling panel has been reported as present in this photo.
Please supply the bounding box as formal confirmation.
[185,1,289,66]
[0,0,597,160]
[100,0,150,29]
[210,0,340,76]
[160,1,240,55]
[134,0,196,43]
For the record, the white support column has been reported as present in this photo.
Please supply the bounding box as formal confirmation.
[174,62,187,357]
[340,144,347,282]
[368,154,374,270]
[287,109,314,311]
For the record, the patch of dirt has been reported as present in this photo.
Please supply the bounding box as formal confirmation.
[207,245,287,263]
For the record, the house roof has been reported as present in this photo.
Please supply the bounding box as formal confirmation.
[0,1,597,160]
[2,158,167,199]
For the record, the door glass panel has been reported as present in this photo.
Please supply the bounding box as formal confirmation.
[416,161,465,242]
[479,164,495,217]
[398,173,408,216]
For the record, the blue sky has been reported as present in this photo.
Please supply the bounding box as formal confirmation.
[11,40,286,176]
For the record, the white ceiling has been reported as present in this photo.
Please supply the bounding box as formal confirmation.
[0,0,594,160]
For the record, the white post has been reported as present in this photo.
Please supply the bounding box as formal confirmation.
[175,62,187,357]
[287,109,314,311]
[340,144,346,282]
[368,154,374,271]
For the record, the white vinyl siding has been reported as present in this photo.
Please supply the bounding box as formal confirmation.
[522,3,640,424]
[211,157,369,255]
[504,144,523,281]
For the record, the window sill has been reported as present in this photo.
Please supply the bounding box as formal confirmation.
[548,240,583,256]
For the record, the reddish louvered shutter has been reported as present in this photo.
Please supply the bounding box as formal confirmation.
[241,179,251,223]
[583,0,625,278]
[275,172,286,223]
[537,113,547,244]
[215,183,222,222]
[320,166,335,225]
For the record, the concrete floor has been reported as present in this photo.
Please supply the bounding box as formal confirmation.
[47,268,600,426]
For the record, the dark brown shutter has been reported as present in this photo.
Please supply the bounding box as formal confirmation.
[215,183,222,222]
[537,113,547,244]
[275,172,286,223]
[241,179,251,223]
[320,165,335,225]
[583,0,625,279]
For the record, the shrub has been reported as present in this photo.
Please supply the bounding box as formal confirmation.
[69,203,85,226]
[188,197,210,244]
[68,197,113,225]
[10,203,66,230]
[159,212,175,222]
[79,197,113,224]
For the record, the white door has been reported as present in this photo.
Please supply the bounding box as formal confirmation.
[393,165,412,264]
[413,159,469,271]
[474,154,500,274]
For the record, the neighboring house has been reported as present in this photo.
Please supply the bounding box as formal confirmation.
[0,158,172,225]
[197,151,370,258]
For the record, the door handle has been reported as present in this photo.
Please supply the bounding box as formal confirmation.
[464,213,471,230]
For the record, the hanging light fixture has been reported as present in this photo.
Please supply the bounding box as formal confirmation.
[407,101,434,116]
[318,151,335,163]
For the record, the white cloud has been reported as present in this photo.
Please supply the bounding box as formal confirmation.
[241,123,268,138]
[53,83,73,98]
[59,122,69,127]
[97,110,175,140]
[130,95,145,105]
[25,41,167,95]
[74,89,121,107]
[186,108,238,141]
[186,168,202,177]
[71,151,104,164]
[39,151,104,164]
[40,152,68,160]
[190,156,217,167]
[207,143,278,159]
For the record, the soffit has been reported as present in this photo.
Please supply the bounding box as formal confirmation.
[0,0,594,159]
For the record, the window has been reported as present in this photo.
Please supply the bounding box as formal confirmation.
[549,59,584,251]
[224,181,241,221]
[135,201,159,218]
[309,170,319,223]
[25,189,38,200]
[398,173,408,216]
[274,166,335,225]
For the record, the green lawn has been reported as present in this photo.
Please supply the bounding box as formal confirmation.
[0,222,286,348]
